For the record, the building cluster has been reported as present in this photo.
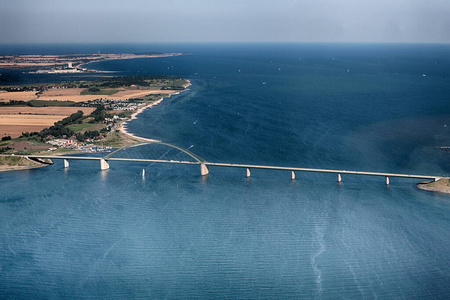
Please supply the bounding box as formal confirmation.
[31,62,89,74]
[104,116,123,132]
[81,98,146,111]
[46,138,112,153]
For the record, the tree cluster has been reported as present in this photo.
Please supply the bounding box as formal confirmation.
[0,100,28,106]
[55,110,84,127]
[0,147,12,153]
[38,110,84,139]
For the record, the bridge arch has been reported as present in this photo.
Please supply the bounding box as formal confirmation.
[104,141,207,163]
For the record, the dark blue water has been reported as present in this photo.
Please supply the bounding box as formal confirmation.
[1,43,450,299]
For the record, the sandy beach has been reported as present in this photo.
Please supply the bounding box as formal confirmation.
[118,97,163,143]
[118,80,191,143]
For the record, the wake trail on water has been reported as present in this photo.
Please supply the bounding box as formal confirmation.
[311,223,326,296]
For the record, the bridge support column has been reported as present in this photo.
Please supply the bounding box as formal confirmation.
[100,159,109,171]
[338,173,342,183]
[386,176,390,185]
[64,159,69,168]
[291,171,295,180]
[201,163,209,176]
[246,168,251,178]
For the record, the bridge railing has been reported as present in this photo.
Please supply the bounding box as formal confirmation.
[17,154,442,185]
[3,139,444,184]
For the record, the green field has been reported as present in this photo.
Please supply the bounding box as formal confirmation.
[67,123,105,133]
[28,100,76,107]
[80,89,120,96]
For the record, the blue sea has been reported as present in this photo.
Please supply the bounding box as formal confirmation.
[1,43,450,299]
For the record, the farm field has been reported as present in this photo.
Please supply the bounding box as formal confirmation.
[0,107,95,115]
[30,88,174,102]
[0,107,96,138]
[0,91,37,102]
[110,89,176,100]
[39,88,86,96]
[0,87,175,103]
[0,76,189,143]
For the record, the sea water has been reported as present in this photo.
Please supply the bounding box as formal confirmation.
[1,43,450,299]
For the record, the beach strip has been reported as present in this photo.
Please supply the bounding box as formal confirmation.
[118,80,191,142]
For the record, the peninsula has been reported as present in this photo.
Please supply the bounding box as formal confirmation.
[0,53,182,70]
[0,75,190,170]
[417,178,450,194]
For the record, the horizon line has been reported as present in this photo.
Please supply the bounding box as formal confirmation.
[1,41,450,46]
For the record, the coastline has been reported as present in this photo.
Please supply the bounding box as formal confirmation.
[0,53,183,69]
[0,156,53,172]
[78,53,182,69]
[118,79,191,143]
[0,79,191,171]
[118,97,163,143]
[417,178,450,194]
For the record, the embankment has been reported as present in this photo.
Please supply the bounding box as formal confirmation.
[417,178,450,194]
[0,155,52,172]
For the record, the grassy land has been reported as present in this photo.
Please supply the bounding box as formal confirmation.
[67,122,105,132]
[426,178,450,189]
[170,78,189,88]
[80,89,120,96]
[1,76,189,160]
[28,100,76,107]
[130,94,166,102]
[0,155,52,171]
[95,129,144,148]
[417,178,450,193]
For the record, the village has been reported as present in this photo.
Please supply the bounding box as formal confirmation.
[0,76,190,156]
[80,98,147,111]
[44,114,122,153]
[46,138,113,153]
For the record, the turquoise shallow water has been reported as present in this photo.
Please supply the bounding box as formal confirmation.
[1,43,450,298]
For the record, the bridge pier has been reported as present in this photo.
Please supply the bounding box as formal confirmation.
[338,173,342,183]
[201,163,209,176]
[100,159,110,171]
[64,159,69,168]
[246,168,251,178]
[386,176,390,185]
[291,171,295,180]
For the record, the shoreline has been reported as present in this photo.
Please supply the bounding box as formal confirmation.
[0,79,191,171]
[77,53,182,70]
[0,53,183,70]
[118,79,191,143]
[417,178,450,194]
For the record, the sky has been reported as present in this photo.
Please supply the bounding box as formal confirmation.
[0,0,449,44]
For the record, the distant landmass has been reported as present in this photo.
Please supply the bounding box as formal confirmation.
[0,53,183,70]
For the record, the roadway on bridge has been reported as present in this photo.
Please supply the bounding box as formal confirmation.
[2,140,444,181]
[21,154,441,181]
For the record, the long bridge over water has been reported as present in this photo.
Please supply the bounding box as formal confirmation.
[7,141,444,185]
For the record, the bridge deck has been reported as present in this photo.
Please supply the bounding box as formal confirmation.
[204,162,439,180]
[21,155,442,180]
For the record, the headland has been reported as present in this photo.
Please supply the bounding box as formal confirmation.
[417,178,450,194]
[0,76,191,171]
[0,53,182,71]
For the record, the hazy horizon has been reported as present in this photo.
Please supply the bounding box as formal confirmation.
[1,0,449,45]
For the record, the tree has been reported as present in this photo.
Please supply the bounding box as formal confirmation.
[84,130,100,139]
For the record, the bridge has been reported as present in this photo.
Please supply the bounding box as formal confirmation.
[9,141,444,185]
